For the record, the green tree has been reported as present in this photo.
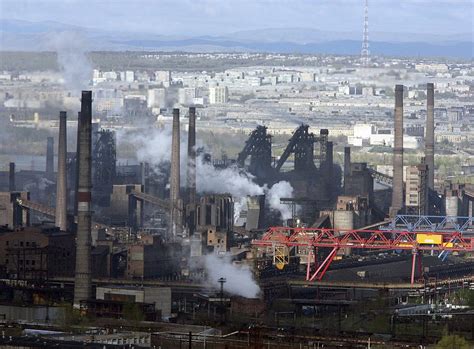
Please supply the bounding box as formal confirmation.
[436,334,470,349]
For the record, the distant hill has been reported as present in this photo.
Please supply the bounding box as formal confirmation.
[0,19,472,58]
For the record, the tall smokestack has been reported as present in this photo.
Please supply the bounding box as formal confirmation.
[55,111,68,231]
[390,84,404,217]
[170,108,181,238]
[343,147,351,192]
[74,112,81,217]
[46,137,54,180]
[73,92,93,308]
[9,162,15,192]
[326,141,334,195]
[187,107,196,205]
[426,83,435,191]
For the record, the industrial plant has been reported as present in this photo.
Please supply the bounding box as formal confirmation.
[0,73,473,347]
[0,0,473,346]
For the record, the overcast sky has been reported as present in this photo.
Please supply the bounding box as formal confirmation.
[0,0,472,36]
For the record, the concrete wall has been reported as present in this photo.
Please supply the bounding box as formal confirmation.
[96,286,171,319]
[144,287,172,319]
[0,305,64,322]
[445,196,459,217]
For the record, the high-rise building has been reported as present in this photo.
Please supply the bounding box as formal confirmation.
[179,88,197,106]
[123,71,135,83]
[209,86,229,104]
[155,71,171,86]
[147,88,167,109]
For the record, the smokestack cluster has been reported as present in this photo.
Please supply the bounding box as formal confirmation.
[9,162,15,192]
[426,83,435,191]
[390,84,404,217]
[55,111,68,231]
[46,137,54,180]
[73,92,93,308]
[170,108,181,238]
[187,107,197,205]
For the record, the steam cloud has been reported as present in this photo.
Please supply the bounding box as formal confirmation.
[118,125,294,220]
[204,254,260,298]
[266,181,294,220]
[47,31,92,92]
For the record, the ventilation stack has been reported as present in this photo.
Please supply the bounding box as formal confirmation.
[55,111,67,231]
[170,108,181,238]
[390,85,404,217]
[9,162,15,192]
[426,83,435,191]
[46,137,54,180]
[187,107,197,205]
[73,92,93,308]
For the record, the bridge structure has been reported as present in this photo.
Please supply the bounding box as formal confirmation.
[252,218,474,285]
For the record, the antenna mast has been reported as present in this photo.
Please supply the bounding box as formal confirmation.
[361,0,370,67]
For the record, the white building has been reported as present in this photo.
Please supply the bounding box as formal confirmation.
[179,87,197,105]
[155,71,171,86]
[209,86,229,104]
[299,72,316,82]
[147,88,167,109]
[122,70,134,83]
[353,124,374,139]
[93,89,123,114]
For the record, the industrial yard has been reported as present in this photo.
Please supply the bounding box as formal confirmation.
[0,0,474,347]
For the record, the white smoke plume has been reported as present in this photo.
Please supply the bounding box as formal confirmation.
[266,181,294,220]
[197,162,263,198]
[204,253,260,299]
[117,125,294,220]
[47,31,92,92]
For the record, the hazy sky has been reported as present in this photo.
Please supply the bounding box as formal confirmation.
[1,0,472,36]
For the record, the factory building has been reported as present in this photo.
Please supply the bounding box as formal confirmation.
[0,226,75,279]
[126,235,181,279]
[0,191,30,228]
[405,164,429,215]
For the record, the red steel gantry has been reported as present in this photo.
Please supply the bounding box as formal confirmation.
[252,227,474,284]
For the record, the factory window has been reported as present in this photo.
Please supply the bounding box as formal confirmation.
[5,241,9,246]
[26,242,30,247]
[31,260,35,266]
[20,241,23,247]
[26,260,29,265]
[5,259,8,264]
